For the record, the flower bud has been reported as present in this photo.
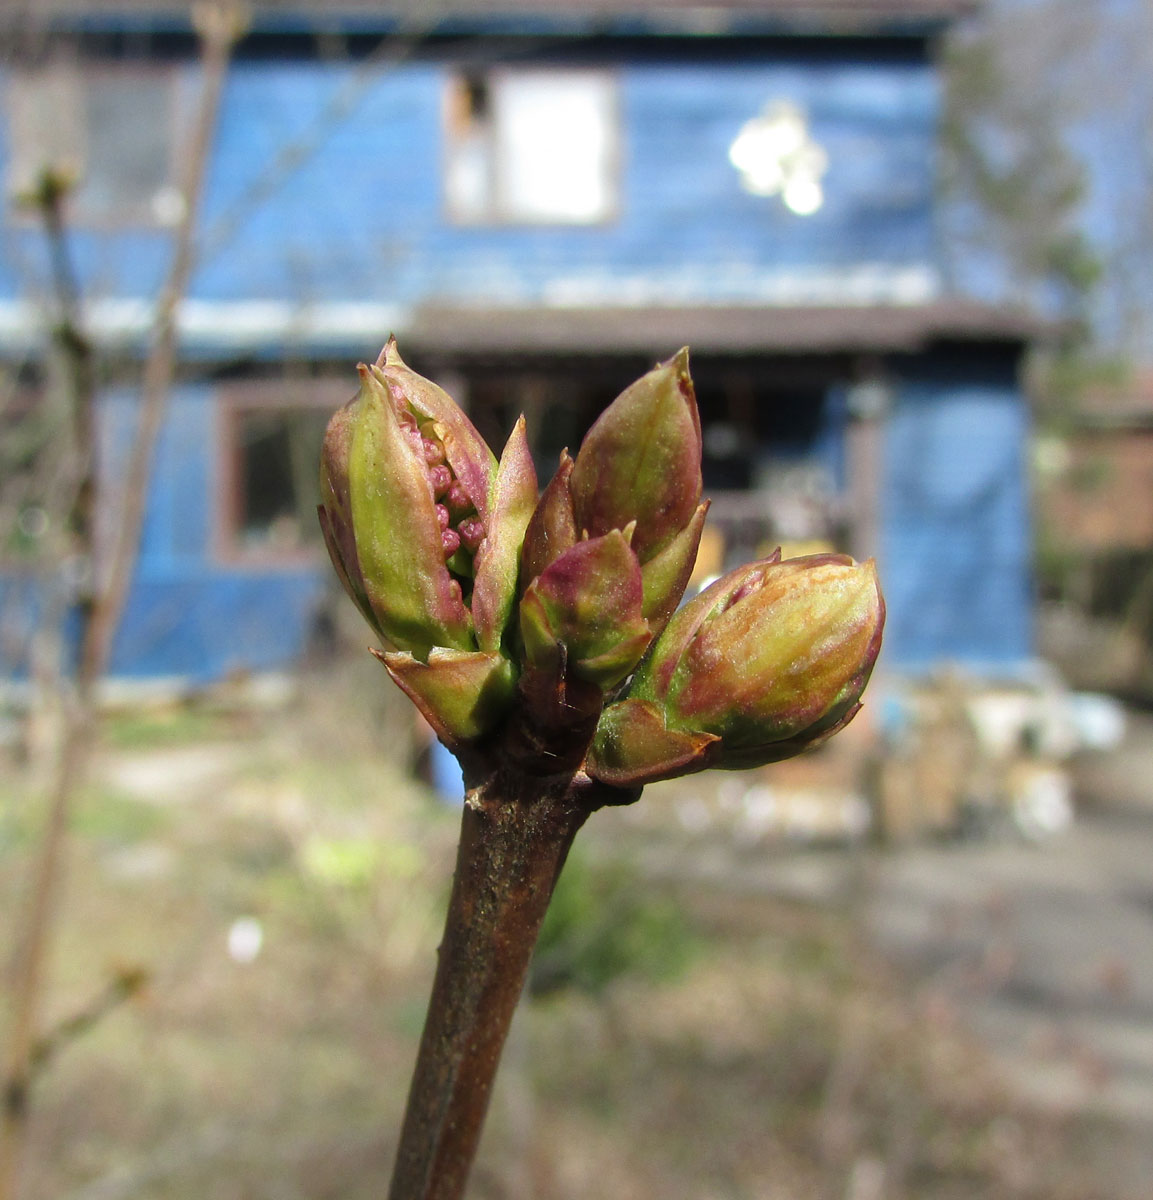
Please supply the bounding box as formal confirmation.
[588,554,885,786]
[519,530,651,691]
[318,340,537,744]
[521,349,707,639]
[570,347,701,560]
[520,450,578,588]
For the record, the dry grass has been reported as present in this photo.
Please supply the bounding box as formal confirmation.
[0,667,1141,1199]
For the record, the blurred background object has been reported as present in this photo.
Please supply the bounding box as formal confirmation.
[0,0,1041,693]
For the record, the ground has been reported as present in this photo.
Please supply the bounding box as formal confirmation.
[2,662,1151,1199]
[869,711,1153,1197]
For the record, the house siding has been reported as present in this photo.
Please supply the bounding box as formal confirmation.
[0,48,939,314]
[98,385,327,679]
[882,353,1033,668]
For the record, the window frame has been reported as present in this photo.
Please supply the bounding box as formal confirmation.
[215,378,349,568]
[442,66,622,229]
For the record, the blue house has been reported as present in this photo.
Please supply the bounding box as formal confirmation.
[0,0,1032,684]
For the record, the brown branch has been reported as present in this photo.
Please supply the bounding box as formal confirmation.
[387,773,626,1200]
[78,1,245,687]
[28,967,148,1079]
[0,9,243,1199]
[388,784,582,1200]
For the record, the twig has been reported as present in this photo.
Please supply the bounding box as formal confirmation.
[27,967,148,1080]
[78,1,244,685]
[0,164,99,1200]
[387,773,621,1200]
[0,9,242,1198]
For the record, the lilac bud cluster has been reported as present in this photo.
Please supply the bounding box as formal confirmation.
[319,340,884,770]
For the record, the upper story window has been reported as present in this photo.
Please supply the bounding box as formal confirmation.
[6,61,184,227]
[444,69,618,226]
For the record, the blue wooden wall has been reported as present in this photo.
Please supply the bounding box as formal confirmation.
[98,385,327,680]
[883,353,1032,669]
[0,46,939,314]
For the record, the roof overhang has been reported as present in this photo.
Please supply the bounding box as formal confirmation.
[0,297,1041,360]
[7,1,982,39]
[403,300,1041,356]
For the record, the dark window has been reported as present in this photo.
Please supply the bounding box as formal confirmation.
[236,409,328,553]
[218,381,346,562]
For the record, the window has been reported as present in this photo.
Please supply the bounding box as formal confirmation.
[6,61,183,226]
[445,69,618,225]
[218,382,344,561]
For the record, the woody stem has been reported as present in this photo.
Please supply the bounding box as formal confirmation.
[386,772,602,1200]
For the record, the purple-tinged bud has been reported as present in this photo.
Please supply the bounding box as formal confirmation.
[317,359,479,659]
[520,450,578,585]
[544,349,706,638]
[587,553,885,786]
[570,348,702,562]
[318,340,537,743]
[429,465,453,499]
[458,517,485,555]
[519,531,651,691]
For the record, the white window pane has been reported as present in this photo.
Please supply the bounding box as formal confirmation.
[493,72,614,223]
[445,131,490,223]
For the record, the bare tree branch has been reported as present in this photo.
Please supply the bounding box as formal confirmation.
[0,8,244,1198]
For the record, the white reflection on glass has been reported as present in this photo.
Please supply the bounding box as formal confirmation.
[728,100,828,215]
